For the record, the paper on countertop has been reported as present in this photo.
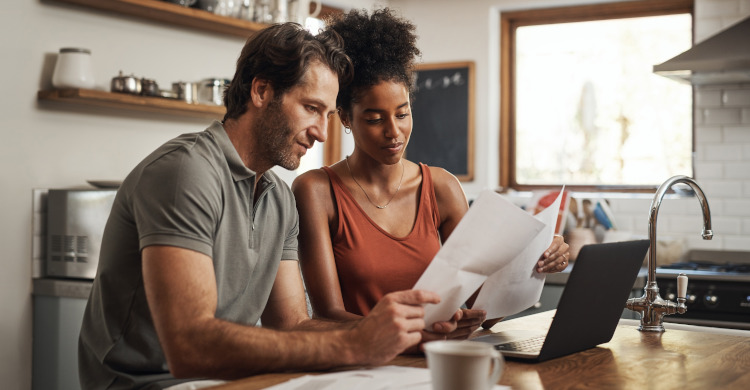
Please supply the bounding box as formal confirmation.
[412,189,546,325]
[472,187,565,318]
[261,365,510,390]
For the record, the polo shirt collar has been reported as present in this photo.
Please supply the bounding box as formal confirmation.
[206,120,259,183]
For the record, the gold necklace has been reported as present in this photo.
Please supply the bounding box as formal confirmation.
[345,155,404,209]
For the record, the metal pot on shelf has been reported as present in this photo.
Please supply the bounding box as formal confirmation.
[111,71,141,95]
[197,78,229,106]
[172,81,198,104]
[140,78,160,97]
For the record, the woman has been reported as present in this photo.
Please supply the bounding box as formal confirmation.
[292,8,569,343]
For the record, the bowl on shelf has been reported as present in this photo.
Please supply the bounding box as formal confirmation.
[165,0,198,7]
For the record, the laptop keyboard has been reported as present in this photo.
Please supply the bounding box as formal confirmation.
[494,335,546,353]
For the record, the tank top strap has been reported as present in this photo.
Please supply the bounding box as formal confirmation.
[417,163,442,237]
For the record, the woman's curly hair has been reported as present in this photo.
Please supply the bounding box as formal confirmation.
[324,8,420,116]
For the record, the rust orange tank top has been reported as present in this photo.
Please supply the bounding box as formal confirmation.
[322,163,442,316]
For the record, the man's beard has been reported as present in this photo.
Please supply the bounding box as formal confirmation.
[254,97,305,171]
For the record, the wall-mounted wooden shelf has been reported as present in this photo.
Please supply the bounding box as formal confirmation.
[48,0,267,38]
[38,89,225,119]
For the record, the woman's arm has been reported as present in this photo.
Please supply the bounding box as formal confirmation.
[292,169,362,322]
[429,166,470,242]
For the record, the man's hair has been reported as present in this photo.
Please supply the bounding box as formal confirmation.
[323,8,420,116]
[223,23,353,121]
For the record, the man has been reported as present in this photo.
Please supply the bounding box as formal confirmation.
[78,23,446,390]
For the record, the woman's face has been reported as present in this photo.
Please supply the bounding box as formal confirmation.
[345,80,412,165]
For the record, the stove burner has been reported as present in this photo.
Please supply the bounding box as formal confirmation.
[659,261,750,274]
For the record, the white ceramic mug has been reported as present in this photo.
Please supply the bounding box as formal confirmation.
[424,340,504,390]
[288,0,321,26]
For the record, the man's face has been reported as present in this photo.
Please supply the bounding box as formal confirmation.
[254,61,339,171]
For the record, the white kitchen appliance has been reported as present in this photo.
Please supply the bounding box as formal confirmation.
[46,188,116,279]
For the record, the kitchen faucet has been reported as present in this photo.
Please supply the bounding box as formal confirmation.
[626,175,713,332]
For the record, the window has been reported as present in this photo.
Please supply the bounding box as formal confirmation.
[500,0,693,191]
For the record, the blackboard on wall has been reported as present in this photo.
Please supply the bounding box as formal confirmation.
[408,61,474,181]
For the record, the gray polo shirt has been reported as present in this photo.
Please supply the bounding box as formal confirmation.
[79,121,299,390]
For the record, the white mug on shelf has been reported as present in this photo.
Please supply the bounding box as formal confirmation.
[288,0,321,27]
[424,340,504,390]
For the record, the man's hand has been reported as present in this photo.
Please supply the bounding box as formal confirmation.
[347,290,440,365]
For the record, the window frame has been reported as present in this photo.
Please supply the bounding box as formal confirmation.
[499,0,694,192]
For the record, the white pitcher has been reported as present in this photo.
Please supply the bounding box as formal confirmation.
[288,0,321,26]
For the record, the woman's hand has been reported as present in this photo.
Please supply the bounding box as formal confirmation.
[536,235,570,273]
[439,308,487,340]
[480,317,504,330]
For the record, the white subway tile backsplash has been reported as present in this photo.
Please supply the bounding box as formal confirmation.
[695,125,723,144]
[695,0,739,20]
[700,179,743,197]
[723,89,750,106]
[666,215,714,233]
[724,162,750,179]
[724,125,750,142]
[646,197,694,217]
[707,198,725,215]
[683,235,723,250]
[608,198,651,214]
[708,216,743,235]
[695,89,722,107]
[724,199,750,216]
[703,107,743,125]
[723,235,750,250]
[704,144,743,161]
[694,161,723,179]
[689,2,750,251]
[742,219,750,235]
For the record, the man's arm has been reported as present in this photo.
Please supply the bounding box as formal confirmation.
[142,245,437,380]
[260,260,354,330]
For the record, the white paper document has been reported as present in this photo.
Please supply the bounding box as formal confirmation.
[413,188,565,325]
[261,365,509,390]
[472,188,564,318]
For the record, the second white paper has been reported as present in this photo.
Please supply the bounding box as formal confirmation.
[472,188,565,318]
[413,189,545,325]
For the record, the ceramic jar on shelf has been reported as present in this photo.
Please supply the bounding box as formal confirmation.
[52,47,96,89]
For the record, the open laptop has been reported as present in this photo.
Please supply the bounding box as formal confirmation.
[472,239,649,362]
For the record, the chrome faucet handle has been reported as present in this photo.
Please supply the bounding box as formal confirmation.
[676,273,688,313]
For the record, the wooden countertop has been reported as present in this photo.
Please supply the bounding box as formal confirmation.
[210,310,750,390]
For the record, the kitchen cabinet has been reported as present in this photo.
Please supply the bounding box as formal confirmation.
[46,0,268,38]
[37,89,225,119]
[32,279,92,390]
